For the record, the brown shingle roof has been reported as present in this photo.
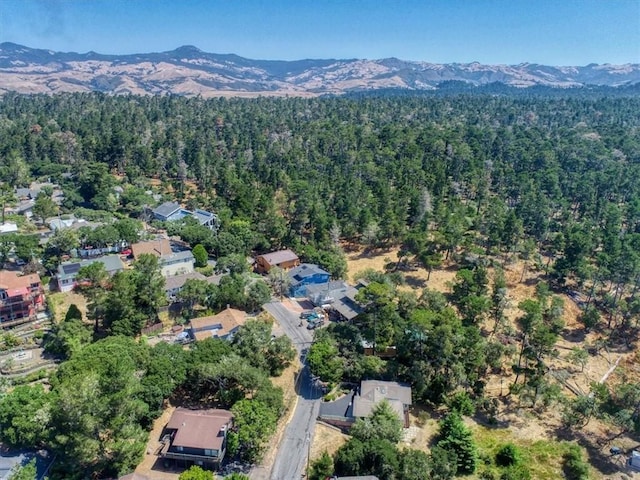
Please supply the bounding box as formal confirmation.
[131,239,172,259]
[257,249,299,266]
[166,408,233,450]
[190,307,247,340]
[0,271,40,290]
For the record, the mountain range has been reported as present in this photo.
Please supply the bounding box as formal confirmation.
[1,42,639,97]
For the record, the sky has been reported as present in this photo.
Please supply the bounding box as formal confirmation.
[1,0,639,66]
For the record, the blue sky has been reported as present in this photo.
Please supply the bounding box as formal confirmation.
[1,0,639,65]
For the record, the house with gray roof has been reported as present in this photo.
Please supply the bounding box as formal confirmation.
[306,280,365,321]
[151,202,218,230]
[56,255,125,292]
[288,263,331,297]
[165,271,208,299]
[160,250,195,277]
[319,380,412,430]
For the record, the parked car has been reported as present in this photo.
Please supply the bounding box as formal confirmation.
[300,310,315,319]
[306,317,325,329]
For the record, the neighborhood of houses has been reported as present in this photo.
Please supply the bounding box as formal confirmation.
[0,183,409,478]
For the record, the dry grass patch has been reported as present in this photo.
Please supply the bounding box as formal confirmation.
[344,245,457,294]
[310,423,349,461]
[47,291,88,323]
[257,359,302,470]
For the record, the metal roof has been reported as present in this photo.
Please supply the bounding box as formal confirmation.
[152,201,181,218]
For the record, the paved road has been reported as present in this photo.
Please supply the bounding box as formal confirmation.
[252,301,323,480]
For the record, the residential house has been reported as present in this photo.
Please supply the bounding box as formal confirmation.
[9,201,34,219]
[46,215,103,233]
[0,271,45,326]
[165,271,207,299]
[160,250,195,277]
[288,263,331,297]
[255,249,300,274]
[306,280,365,321]
[131,239,195,277]
[160,408,233,468]
[151,202,219,230]
[131,238,172,258]
[56,255,125,293]
[319,380,412,430]
[11,183,64,221]
[189,307,247,341]
[165,272,223,300]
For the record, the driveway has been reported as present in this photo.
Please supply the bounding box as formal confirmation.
[250,301,323,480]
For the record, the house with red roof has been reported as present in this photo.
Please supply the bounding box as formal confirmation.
[0,271,44,327]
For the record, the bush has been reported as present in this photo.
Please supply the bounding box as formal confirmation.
[448,391,475,416]
[196,265,214,276]
[562,444,590,480]
[500,464,531,480]
[495,443,521,467]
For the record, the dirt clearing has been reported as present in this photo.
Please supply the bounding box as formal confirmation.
[309,422,349,461]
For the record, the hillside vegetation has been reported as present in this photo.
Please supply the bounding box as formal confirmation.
[0,92,639,478]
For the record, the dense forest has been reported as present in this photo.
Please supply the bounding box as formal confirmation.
[1,92,640,479]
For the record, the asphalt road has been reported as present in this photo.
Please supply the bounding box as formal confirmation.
[254,301,323,480]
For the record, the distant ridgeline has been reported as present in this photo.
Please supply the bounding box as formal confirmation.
[1,42,639,96]
[343,80,640,99]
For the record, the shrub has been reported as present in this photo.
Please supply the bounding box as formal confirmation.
[500,464,531,480]
[495,443,521,467]
[448,391,476,416]
[562,444,590,480]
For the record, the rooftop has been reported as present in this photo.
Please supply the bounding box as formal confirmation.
[166,408,233,451]
[131,239,172,258]
[57,255,124,280]
[190,307,247,340]
[0,222,18,234]
[0,271,40,292]
[192,208,217,225]
[258,249,299,266]
[289,263,330,282]
[152,201,181,218]
[353,380,412,420]
[164,272,207,292]
[161,250,194,264]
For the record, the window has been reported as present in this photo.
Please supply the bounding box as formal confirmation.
[204,449,217,457]
[175,446,183,452]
